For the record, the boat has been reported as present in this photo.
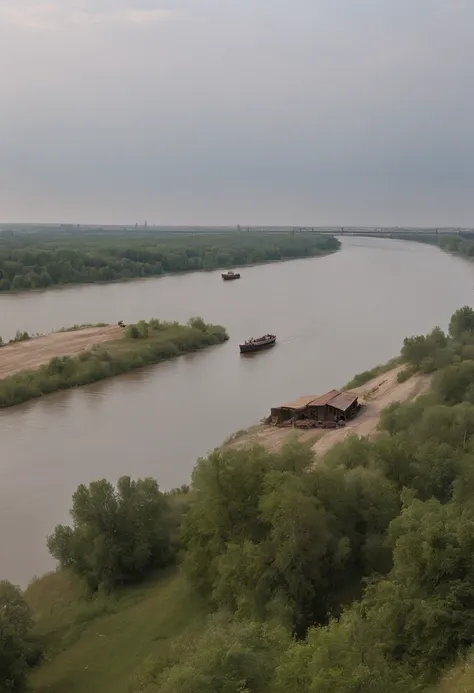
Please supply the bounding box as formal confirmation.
[221,270,241,280]
[239,334,276,353]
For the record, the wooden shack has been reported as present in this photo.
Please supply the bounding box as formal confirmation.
[271,389,360,425]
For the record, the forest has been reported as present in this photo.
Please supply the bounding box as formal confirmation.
[0,318,228,408]
[0,231,339,291]
[5,306,474,693]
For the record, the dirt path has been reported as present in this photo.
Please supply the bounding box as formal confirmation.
[0,326,123,379]
[226,366,431,455]
[311,367,430,456]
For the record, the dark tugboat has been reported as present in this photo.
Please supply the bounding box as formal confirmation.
[239,334,276,354]
[221,270,241,280]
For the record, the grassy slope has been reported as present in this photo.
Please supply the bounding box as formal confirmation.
[28,568,207,693]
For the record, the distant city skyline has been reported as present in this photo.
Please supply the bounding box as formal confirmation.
[2,0,474,225]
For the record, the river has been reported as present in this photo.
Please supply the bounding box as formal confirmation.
[1,236,473,585]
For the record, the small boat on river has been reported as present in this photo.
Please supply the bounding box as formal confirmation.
[222,270,241,280]
[239,334,276,353]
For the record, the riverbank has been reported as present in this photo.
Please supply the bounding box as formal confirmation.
[223,365,431,454]
[0,319,228,408]
[23,306,474,693]
[0,232,340,293]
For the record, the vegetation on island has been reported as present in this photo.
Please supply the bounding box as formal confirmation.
[0,318,228,408]
[6,306,474,692]
[0,231,340,292]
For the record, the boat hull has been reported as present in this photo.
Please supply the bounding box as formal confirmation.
[239,338,276,353]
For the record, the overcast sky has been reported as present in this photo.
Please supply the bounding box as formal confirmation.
[2,0,474,225]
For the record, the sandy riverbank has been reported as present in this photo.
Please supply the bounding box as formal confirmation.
[0,326,123,379]
[225,366,431,455]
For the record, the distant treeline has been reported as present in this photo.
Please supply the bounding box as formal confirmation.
[438,234,474,257]
[376,231,474,258]
[0,318,228,408]
[0,232,340,291]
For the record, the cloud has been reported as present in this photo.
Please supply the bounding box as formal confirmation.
[2,0,474,225]
[0,1,181,30]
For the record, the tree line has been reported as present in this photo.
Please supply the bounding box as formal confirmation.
[6,305,474,692]
[387,230,474,260]
[0,232,340,291]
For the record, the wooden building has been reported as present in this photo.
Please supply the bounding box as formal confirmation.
[270,389,360,425]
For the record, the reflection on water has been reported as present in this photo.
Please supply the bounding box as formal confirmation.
[0,236,474,585]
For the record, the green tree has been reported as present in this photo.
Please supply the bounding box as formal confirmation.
[47,477,174,590]
[361,498,474,678]
[433,360,474,404]
[274,610,417,693]
[449,306,474,339]
[0,581,35,693]
[181,446,274,595]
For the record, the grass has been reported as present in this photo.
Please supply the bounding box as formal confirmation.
[27,568,208,693]
[432,653,474,693]
[344,356,402,389]
[56,323,109,332]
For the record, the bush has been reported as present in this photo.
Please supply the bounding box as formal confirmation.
[345,358,400,389]
[396,367,413,383]
[155,613,290,693]
[125,325,140,339]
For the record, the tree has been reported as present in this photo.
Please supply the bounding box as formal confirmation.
[187,317,207,332]
[449,306,474,339]
[401,327,448,371]
[257,470,338,634]
[433,360,474,404]
[274,610,417,693]
[0,581,35,693]
[181,446,274,596]
[361,498,474,678]
[47,477,174,590]
[10,275,24,291]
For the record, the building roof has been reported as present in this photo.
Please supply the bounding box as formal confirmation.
[278,389,358,412]
[306,389,340,407]
[279,395,320,410]
[328,392,359,412]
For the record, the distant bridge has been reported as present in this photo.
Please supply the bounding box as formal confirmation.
[236,226,474,237]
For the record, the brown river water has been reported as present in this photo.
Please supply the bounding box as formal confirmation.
[1,236,474,585]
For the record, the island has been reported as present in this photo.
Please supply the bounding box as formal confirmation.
[0,317,228,408]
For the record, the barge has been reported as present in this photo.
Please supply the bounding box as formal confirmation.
[239,334,276,353]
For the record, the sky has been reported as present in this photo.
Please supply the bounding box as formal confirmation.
[2,0,474,226]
